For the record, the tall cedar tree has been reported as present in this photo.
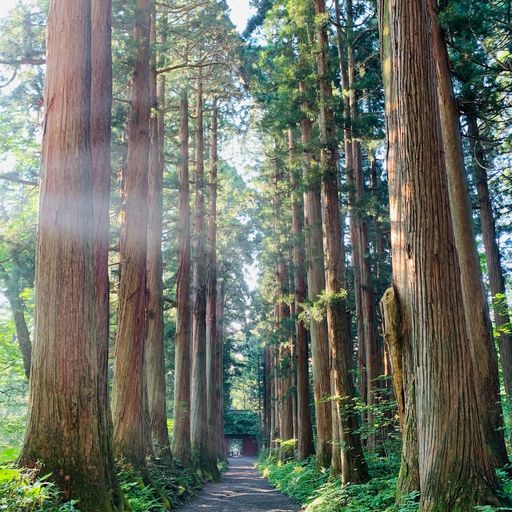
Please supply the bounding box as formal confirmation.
[20,1,122,509]
[313,0,368,484]
[206,98,223,472]
[299,78,332,468]
[112,0,152,467]
[380,0,502,508]
[289,128,314,460]
[428,0,508,468]
[466,113,512,407]
[378,1,419,494]
[173,87,192,463]
[146,7,172,461]
[191,79,220,479]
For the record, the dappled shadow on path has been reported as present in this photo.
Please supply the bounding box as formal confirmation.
[178,457,302,511]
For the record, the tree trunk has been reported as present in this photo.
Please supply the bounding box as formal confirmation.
[206,99,221,480]
[191,79,216,477]
[273,161,294,458]
[378,0,419,495]
[172,88,192,463]
[339,0,366,409]
[299,79,332,467]
[289,128,314,460]
[91,0,124,506]
[112,0,152,467]
[5,287,32,379]
[313,0,368,484]
[382,1,502,508]
[216,276,226,459]
[467,112,512,411]
[146,7,171,461]
[428,0,508,469]
[20,2,120,509]
[277,258,294,458]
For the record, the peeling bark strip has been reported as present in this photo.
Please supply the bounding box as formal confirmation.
[20,1,121,509]
[379,287,404,428]
[112,0,152,468]
[381,0,502,509]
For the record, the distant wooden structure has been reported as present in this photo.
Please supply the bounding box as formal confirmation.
[224,409,260,458]
[224,433,258,457]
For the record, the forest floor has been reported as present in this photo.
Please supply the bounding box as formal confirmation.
[178,457,302,511]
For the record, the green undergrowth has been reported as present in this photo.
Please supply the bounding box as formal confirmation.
[257,452,512,511]
[257,451,416,512]
[0,447,222,511]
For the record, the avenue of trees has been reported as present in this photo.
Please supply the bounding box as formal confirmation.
[0,0,511,511]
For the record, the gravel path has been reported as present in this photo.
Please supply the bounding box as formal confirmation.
[178,457,302,511]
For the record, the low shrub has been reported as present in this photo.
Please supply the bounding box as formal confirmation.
[0,460,78,511]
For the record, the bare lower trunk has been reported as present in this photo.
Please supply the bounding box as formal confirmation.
[173,88,192,463]
[112,0,151,467]
[215,277,226,459]
[277,260,294,458]
[20,2,120,509]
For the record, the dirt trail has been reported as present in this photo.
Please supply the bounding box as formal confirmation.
[178,457,302,511]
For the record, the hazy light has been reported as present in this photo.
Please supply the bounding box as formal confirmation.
[227,0,254,33]
[0,0,16,18]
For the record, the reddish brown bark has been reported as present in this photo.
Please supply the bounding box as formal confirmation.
[299,79,331,468]
[378,0,419,495]
[172,88,192,463]
[146,8,171,461]
[112,0,152,467]
[191,80,218,478]
[289,128,314,460]
[91,0,124,505]
[206,99,221,479]
[467,113,512,410]
[20,1,120,509]
[428,0,508,469]
[382,0,502,508]
[313,0,368,484]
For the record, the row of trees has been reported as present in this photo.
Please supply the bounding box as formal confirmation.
[0,0,256,510]
[246,0,512,510]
